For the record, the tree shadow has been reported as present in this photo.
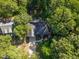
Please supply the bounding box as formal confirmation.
[26,0,51,19]
[11,35,24,46]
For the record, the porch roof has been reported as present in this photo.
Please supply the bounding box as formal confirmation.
[0,22,13,27]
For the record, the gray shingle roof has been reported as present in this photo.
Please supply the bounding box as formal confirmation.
[30,20,49,36]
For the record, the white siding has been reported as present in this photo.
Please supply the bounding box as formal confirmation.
[31,28,34,37]
[27,23,35,37]
[4,27,8,33]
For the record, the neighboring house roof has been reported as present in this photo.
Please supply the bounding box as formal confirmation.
[0,22,13,34]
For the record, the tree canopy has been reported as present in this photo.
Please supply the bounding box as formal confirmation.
[0,0,79,59]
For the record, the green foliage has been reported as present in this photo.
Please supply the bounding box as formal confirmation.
[31,53,40,59]
[51,37,74,59]
[47,4,77,36]
[13,0,32,41]
[36,0,79,59]
[14,25,27,40]
[14,12,31,25]
[0,0,31,59]
[14,12,32,41]
[27,0,51,19]
[50,33,79,59]
[0,35,21,59]
[38,34,79,59]
[0,0,18,17]
[0,0,79,59]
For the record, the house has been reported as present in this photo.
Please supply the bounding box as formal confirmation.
[26,19,51,56]
[27,19,50,42]
[0,17,14,34]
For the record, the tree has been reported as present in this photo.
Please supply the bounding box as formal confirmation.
[13,0,32,42]
[0,0,18,17]
[50,33,79,59]
[0,35,22,59]
[47,6,76,36]
[14,10,32,42]
[37,0,79,59]
[27,0,51,19]
[0,0,31,59]
[1,0,79,59]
